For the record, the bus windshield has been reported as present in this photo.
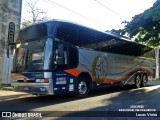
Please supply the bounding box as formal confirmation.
[14,37,53,72]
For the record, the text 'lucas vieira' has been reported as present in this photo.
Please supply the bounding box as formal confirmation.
[136,113,157,117]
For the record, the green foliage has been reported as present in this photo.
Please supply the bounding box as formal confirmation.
[110,0,160,47]
[21,20,32,28]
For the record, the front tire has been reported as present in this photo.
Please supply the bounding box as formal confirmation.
[76,78,90,98]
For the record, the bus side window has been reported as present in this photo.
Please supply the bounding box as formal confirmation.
[56,44,64,65]
[68,46,78,68]
[54,41,78,69]
[55,43,68,67]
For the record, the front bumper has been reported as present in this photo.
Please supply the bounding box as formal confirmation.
[12,82,54,95]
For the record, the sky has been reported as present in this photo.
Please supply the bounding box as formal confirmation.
[22,0,156,31]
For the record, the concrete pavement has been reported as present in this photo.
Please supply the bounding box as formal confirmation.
[0,88,29,102]
[1,86,13,91]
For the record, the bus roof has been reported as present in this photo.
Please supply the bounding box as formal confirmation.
[19,19,144,42]
[18,19,154,57]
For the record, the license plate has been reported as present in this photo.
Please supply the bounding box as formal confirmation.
[23,86,29,91]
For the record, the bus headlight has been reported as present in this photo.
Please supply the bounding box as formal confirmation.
[35,78,49,83]
[12,79,17,82]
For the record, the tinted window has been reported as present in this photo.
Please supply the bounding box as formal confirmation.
[53,40,78,70]
[18,23,47,42]
[56,23,78,45]
[69,46,78,67]
[55,22,154,57]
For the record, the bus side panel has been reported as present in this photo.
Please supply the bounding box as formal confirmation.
[77,49,155,90]
[139,57,156,80]
[111,54,138,85]
[52,70,78,95]
[112,55,155,85]
[77,49,121,89]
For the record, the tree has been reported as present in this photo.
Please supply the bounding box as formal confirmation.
[110,0,160,79]
[21,0,49,28]
[109,0,160,47]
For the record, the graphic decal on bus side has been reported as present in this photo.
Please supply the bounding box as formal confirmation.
[64,69,81,77]
[92,55,108,84]
[92,56,155,84]
[11,73,30,81]
[11,73,44,81]
[56,77,67,84]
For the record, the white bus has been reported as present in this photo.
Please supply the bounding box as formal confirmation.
[11,20,155,97]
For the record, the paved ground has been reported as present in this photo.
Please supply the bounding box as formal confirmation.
[0,80,160,120]
[0,89,29,102]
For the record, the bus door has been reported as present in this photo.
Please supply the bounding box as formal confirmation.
[53,40,78,94]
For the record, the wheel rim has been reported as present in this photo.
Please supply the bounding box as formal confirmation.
[136,76,141,87]
[78,81,87,95]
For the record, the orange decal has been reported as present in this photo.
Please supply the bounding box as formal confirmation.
[11,73,24,78]
[103,79,118,84]
[102,67,154,84]
[11,73,30,80]
[64,69,81,77]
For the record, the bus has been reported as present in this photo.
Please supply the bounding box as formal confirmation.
[11,20,155,97]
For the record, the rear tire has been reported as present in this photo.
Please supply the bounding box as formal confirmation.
[141,74,148,87]
[135,74,141,88]
[76,78,90,98]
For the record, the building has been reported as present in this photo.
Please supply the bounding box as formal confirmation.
[0,0,22,84]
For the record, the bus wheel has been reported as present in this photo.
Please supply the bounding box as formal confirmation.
[141,74,148,87]
[135,74,141,88]
[76,78,89,98]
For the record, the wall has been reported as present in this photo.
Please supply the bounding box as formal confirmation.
[0,0,22,84]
